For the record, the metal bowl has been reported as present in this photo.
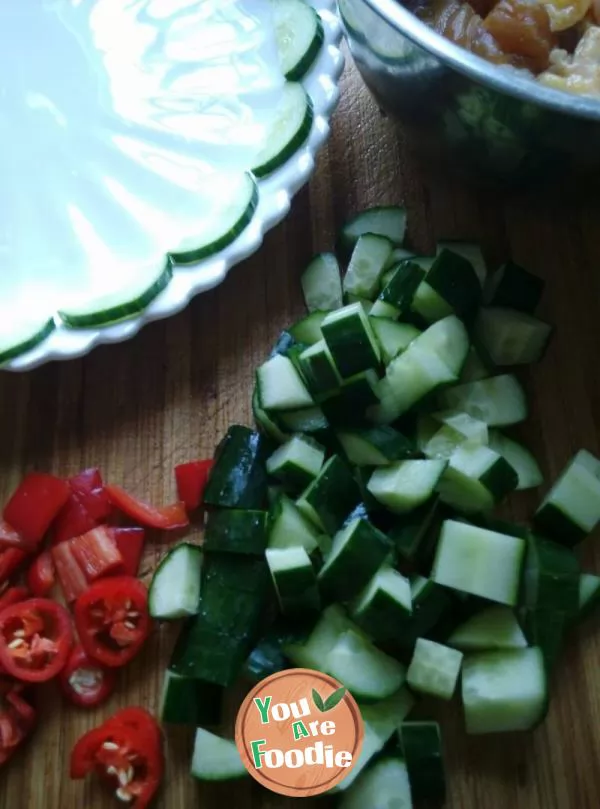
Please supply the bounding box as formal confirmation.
[339,0,600,187]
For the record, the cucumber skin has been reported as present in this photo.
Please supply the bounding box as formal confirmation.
[400,722,446,802]
[0,318,56,365]
[203,509,268,555]
[485,260,544,314]
[297,454,361,535]
[520,535,580,615]
[161,672,223,726]
[203,425,271,510]
[252,92,314,178]
[533,502,588,547]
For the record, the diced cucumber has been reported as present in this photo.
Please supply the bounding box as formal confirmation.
[534,449,600,546]
[520,534,579,615]
[351,566,412,639]
[252,82,313,177]
[396,576,454,651]
[432,520,526,606]
[338,206,407,256]
[277,405,330,438]
[411,281,454,324]
[461,647,547,734]
[488,430,543,490]
[266,434,325,492]
[360,687,416,743]
[519,609,567,673]
[369,318,420,364]
[318,518,393,602]
[437,240,487,286]
[325,628,406,701]
[332,722,387,793]
[160,670,223,726]
[288,311,327,345]
[459,346,492,382]
[448,606,527,651]
[320,370,379,426]
[283,605,362,670]
[301,253,343,312]
[344,234,394,300]
[191,729,246,781]
[268,494,320,554]
[389,498,444,565]
[400,722,446,802]
[415,414,440,453]
[385,247,417,271]
[367,460,447,514]
[242,620,312,682]
[483,260,544,314]
[204,425,270,510]
[256,353,314,411]
[298,340,341,396]
[423,412,488,460]
[252,386,289,443]
[578,573,600,620]
[413,248,481,322]
[270,0,324,80]
[337,425,416,466]
[438,375,527,426]
[203,510,268,556]
[297,454,360,535]
[406,638,463,700]
[266,546,320,616]
[149,543,202,620]
[436,443,518,513]
[371,260,425,319]
[339,756,413,809]
[474,307,554,366]
[321,303,381,378]
[411,315,470,377]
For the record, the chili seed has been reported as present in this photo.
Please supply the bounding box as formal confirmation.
[116,788,132,802]
[13,629,25,638]
[8,638,25,649]
[102,741,119,751]
[124,621,136,630]
[117,769,131,786]
[124,600,132,610]
[127,611,140,619]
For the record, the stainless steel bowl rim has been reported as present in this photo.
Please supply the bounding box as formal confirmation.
[364,0,600,120]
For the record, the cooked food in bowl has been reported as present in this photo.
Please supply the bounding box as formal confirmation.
[404,0,600,97]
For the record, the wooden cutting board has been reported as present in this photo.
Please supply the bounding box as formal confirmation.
[1,53,600,809]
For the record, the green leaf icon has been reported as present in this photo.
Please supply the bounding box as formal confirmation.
[312,688,326,712]
[323,686,347,712]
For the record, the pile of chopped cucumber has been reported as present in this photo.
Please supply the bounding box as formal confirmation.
[149,206,600,804]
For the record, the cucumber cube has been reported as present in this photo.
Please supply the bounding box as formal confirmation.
[321,303,381,378]
[406,638,463,700]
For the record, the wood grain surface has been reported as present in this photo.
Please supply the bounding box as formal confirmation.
[1,53,600,809]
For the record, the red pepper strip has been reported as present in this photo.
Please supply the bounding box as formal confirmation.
[109,528,145,577]
[53,497,98,546]
[69,527,123,583]
[70,707,163,808]
[0,587,29,613]
[51,542,88,603]
[0,679,36,766]
[105,484,189,530]
[0,549,28,586]
[174,460,214,512]
[59,645,117,709]
[0,521,32,552]
[74,577,151,668]
[26,552,56,598]
[0,598,73,683]
[3,473,70,546]
[53,468,111,545]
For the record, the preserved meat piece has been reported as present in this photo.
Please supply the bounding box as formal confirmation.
[484,0,557,71]
[538,25,600,94]
[429,0,513,64]
[543,0,591,31]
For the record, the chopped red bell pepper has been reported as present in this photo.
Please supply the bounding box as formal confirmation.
[3,473,70,546]
[74,577,151,668]
[0,549,27,586]
[0,679,36,766]
[51,542,88,603]
[0,598,73,683]
[109,528,145,577]
[59,645,117,709]
[0,587,29,613]
[0,521,31,552]
[70,706,163,807]
[174,460,214,512]
[105,484,188,530]
[69,527,123,583]
[53,468,111,545]
[26,552,56,598]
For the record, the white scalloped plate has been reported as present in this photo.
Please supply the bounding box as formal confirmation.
[3,0,343,371]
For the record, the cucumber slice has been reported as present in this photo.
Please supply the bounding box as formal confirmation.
[437,240,487,286]
[266,546,320,616]
[203,510,268,556]
[483,260,544,314]
[436,443,518,513]
[301,253,343,312]
[268,494,320,554]
[406,638,463,700]
[149,543,202,620]
[339,756,413,809]
[160,670,223,726]
[321,302,381,379]
[400,722,446,802]
[266,434,325,492]
[488,430,543,490]
[448,606,528,651]
[191,729,247,781]
[438,375,527,426]
[432,520,526,606]
[0,318,55,365]
[578,573,600,620]
[203,425,269,510]
[371,260,425,319]
[534,449,600,546]
[298,340,341,396]
[252,83,313,177]
[367,460,447,514]
[257,353,314,412]
[474,307,554,366]
[351,565,412,640]
[270,0,324,80]
[344,234,394,300]
[297,454,360,535]
[338,206,407,256]
[337,425,416,466]
[461,647,548,734]
[369,318,420,364]
[59,261,172,328]
[413,249,480,323]
[288,311,327,345]
[325,628,406,701]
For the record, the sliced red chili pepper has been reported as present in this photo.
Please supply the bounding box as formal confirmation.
[70,707,163,807]
[0,587,29,614]
[26,552,55,598]
[105,484,189,530]
[59,645,117,709]
[109,528,145,578]
[0,598,73,683]
[0,549,27,586]
[0,679,36,766]
[0,521,32,552]
[53,468,111,545]
[51,542,87,603]
[74,577,151,668]
[3,473,70,546]
[69,527,123,583]
[174,460,214,512]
